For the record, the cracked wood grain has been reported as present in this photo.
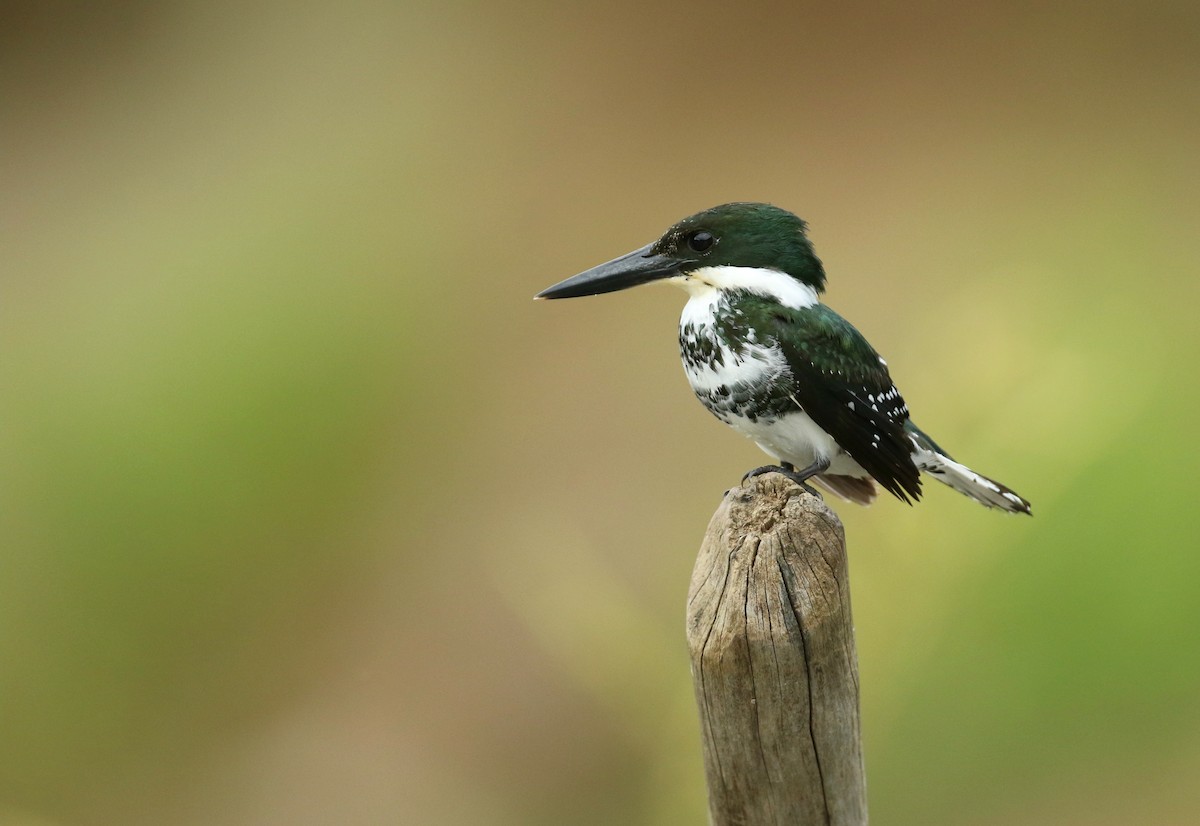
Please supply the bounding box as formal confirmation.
[687,475,867,825]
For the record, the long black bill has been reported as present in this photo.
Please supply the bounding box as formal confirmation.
[535,243,682,299]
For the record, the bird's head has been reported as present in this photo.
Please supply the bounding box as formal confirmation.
[536,202,826,303]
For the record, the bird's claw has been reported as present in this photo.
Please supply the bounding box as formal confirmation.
[740,464,824,499]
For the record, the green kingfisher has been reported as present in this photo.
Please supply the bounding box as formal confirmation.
[536,202,1031,514]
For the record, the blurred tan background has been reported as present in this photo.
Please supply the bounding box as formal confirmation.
[2,1,1198,823]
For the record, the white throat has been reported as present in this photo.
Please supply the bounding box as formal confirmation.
[670,265,819,310]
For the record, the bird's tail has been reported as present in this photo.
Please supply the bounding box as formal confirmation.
[906,421,1032,515]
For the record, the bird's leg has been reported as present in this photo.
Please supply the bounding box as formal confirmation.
[742,457,831,498]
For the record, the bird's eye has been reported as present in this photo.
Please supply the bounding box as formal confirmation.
[686,230,715,253]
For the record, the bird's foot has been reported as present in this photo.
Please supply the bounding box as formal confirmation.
[741,462,823,499]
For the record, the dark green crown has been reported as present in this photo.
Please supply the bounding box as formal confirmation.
[651,202,827,292]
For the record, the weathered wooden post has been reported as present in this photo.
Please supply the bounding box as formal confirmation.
[687,474,867,825]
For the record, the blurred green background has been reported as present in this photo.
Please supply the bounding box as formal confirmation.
[2,1,1198,823]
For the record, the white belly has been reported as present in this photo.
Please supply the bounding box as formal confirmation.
[728,409,870,478]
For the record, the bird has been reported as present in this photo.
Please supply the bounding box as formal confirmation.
[535,202,1031,514]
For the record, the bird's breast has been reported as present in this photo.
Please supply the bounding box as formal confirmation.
[678,310,792,423]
